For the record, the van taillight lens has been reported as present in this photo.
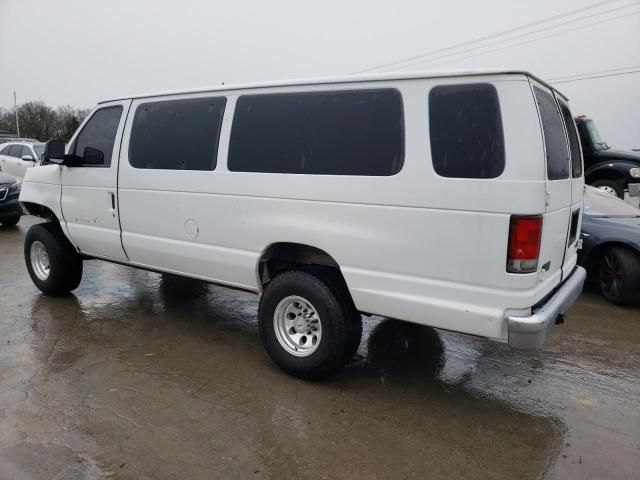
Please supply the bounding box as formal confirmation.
[507,216,542,273]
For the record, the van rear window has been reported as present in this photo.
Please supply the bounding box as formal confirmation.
[559,102,583,178]
[428,83,505,179]
[228,89,404,176]
[533,87,569,180]
[129,97,226,170]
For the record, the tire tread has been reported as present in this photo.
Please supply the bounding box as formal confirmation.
[24,222,82,296]
[259,268,361,379]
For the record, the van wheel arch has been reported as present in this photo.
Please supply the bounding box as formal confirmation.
[258,242,353,301]
[21,202,60,223]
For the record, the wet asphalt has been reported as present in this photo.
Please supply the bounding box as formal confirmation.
[1,217,639,480]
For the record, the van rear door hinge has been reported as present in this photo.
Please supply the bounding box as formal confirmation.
[545,191,551,206]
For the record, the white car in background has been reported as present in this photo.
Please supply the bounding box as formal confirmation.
[0,141,46,180]
[20,70,587,379]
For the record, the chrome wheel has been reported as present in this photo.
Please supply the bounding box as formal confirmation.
[30,241,50,281]
[273,296,322,357]
[597,185,617,196]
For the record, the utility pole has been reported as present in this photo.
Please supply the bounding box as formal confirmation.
[13,91,20,137]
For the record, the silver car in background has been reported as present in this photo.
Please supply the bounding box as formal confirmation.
[0,141,46,180]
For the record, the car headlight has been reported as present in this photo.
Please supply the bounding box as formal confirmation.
[630,168,640,178]
[8,181,21,193]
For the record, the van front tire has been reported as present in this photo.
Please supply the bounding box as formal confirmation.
[259,270,361,380]
[24,223,83,296]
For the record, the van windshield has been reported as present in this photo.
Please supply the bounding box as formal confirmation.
[584,119,609,151]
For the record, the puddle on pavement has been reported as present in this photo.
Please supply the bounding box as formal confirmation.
[1,221,639,479]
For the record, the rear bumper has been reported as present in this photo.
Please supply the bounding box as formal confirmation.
[507,266,586,350]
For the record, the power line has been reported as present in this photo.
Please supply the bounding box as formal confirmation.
[355,0,629,73]
[399,10,640,71]
[551,69,640,83]
[548,64,640,81]
[375,2,640,72]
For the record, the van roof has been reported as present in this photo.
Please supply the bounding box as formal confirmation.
[99,69,568,104]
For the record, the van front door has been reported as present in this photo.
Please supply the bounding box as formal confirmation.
[60,101,130,260]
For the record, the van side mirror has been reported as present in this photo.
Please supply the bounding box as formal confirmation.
[43,139,67,165]
[83,146,104,165]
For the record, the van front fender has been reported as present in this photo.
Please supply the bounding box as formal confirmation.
[19,166,75,247]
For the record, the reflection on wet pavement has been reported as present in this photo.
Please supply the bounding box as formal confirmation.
[1,218,639,479]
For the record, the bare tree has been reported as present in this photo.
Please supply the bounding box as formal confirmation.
[0,102,89,142]
[0,108,16,133]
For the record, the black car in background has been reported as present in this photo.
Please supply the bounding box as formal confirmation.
[579,187,640,305]
[576,115,640,199]
[0,171,22,226]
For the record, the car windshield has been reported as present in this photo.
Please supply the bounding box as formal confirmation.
[584,187,640,217]
[584,119,609,151]
[33,144,45,160]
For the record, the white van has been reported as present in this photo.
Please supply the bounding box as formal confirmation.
[20,70,586,379]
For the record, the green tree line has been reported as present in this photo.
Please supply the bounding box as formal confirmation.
[0,102,90,142]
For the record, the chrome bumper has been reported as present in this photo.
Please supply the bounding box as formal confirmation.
[507,266,586,350]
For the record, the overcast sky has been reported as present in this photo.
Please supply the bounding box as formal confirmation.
[1,0,639,147]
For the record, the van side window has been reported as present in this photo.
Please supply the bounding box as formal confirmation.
[228,89,404,175]
[429,83,505,179]
[559,103,583,178]
[129,97,227,170]
[73,106,123,167]
[533,87,569,180]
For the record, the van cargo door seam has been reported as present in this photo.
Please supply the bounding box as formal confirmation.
[116,100,133,261]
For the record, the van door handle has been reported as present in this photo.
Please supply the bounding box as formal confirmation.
[109,192,116,217]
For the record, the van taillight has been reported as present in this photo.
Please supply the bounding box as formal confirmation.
[507,216,543,273]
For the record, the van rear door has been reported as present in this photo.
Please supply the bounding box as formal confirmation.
[531,82,577,287]
[557,96,584,278]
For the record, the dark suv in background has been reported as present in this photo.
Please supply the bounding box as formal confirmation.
[576,115,640,199]
[0,170,22,226]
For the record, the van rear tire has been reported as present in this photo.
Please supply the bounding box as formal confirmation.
[258,270,361,380]
[24,223,83,296]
